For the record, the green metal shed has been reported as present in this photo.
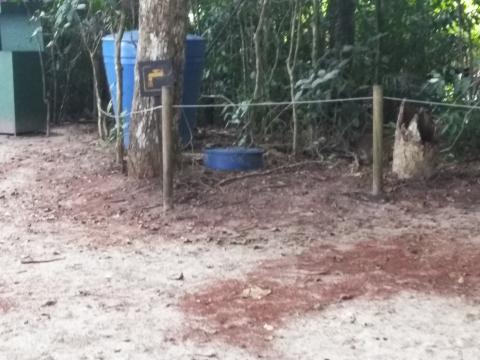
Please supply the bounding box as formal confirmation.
[0,1,46,135]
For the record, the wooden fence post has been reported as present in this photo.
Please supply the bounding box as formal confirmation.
[372,85,384,196]
[162,86,174,211]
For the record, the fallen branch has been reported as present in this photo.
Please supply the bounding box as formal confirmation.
[218,160,324,187]
[21,257,65,265]
[139,203,163,212]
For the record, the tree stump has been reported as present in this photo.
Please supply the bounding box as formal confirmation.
[392,101,438,180]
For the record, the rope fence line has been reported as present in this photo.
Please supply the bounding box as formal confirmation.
[384,96,480,111]
[100,96,374,119]
[99,95,480,119]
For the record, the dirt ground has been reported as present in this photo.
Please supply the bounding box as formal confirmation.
[1,124,480,360]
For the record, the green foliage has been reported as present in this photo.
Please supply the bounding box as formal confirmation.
[29,0,134,127]
[294,46,373,151]
[191,0,480,155]
[20,0,480,155]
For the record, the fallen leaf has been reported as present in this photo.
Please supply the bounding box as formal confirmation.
[241,286,272,300]
[42,300,57,307]
[263,324,274,331]
[339,294,355,302]
[169,273,184,281]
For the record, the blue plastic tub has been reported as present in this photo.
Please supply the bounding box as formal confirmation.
[204,147,265,172]
[102,31,206,147]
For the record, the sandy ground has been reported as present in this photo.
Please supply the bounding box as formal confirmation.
[0,125,479,360]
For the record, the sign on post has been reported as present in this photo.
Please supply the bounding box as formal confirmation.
[138,60,174,96]
[138,59,174,211]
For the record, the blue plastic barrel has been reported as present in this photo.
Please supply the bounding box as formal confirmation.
[102,31,206,146]
[204,147,265,172]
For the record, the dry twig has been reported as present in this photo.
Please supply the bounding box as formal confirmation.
[218,160,324,187]
[21,257,65,265]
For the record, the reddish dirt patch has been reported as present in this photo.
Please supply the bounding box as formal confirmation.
[180,233,480,351]
[0,298,13,313]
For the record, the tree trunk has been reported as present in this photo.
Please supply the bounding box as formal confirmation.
[392,101,438,180]
[286,0,302,157]
[328,0,356,49]
[327,0,337,49]
[337,0,355,47]
[374,0,383,84]
[311,0,320,64]
[127,0,187,179]
[115,12,126,168]
[253,0,269,135]
[90,53,107,140]
[253,0,268,103]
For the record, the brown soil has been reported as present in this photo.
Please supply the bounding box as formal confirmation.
[1,123,479,248]
[1,125,480,359]
[10,130,480,250]
[181,232,480,351]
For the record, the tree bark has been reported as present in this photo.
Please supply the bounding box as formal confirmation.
[328,0,356,49]
[251,0,269,135]
[253,0,268,102]
[115,12,126,167]
[286,0,302,157]
[374,0,383,84]
[392,101,438,180]
[327,0,337,48]
[90,52,107,140]
[127,0,187,179]
[337,0,355,47]
[311,0,320,64]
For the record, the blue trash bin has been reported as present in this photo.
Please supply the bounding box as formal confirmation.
[102,31,206,147]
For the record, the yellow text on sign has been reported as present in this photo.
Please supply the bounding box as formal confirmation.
[148,69,167,88]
